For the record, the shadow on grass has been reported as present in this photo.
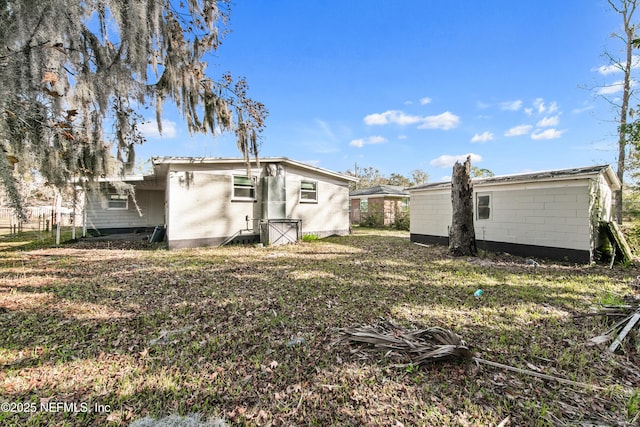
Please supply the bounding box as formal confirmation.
[0,231,637,425]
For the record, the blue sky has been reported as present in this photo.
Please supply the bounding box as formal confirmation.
[137,0,633,181]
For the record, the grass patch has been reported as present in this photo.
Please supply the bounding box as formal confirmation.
[0,229,638,426]
[0,228,77,251]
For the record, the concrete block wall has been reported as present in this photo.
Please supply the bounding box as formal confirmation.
[477,184,590,250]
[410,181,592,251]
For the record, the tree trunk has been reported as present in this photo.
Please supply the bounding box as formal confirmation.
[615,12,634,225]
[608,0,638,225]
[449,157,477,256]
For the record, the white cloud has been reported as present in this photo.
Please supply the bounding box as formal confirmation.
[140,119,177,138]
[470,131,494,143]
[349,135,387,148]
[364,110,421,126]
[419,97,432,105]
[364,110,460,130]
[596,63,622,75]
[368,135,385,144]
[504,124,533,137]
[417,111,461,130]
[430,153,483,168]
[572,105,594,114]
[293,119,343,154]
[397,134,408,140]
[531,128,566,140]
[315,119,336,140]
[532,98,558,114]
[536,115,560,127]
[500,100,522,111]
[594,55,640,75]
[597,80,627,95]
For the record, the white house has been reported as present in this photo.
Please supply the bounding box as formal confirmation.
[84,157,358,249]
[408,165,621,263]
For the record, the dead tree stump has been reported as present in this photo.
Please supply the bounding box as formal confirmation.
[449,156,477,256]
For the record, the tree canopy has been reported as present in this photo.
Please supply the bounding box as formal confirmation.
[345,164,429,191]
[0,0,266,217]
[470,166,495,178]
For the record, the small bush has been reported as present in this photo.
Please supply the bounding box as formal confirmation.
[361,205,384,228]
[302,234,319,242]
[392,210,410,231]
[622,218,640,255]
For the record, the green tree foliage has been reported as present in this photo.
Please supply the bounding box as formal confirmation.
[354,166,387,188]
[345,165,429,190]
[360,203,385,228]
[391,206,410,231]
[622,122,640,215]
[410,169,429,185]
[387,173,412,187]
[0,0,267,216]
[470,166,495,178]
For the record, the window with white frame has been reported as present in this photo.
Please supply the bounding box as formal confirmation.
[233,175,256,200]
[300,180,317,202]
[108,193,128,210]
[476,193,491,220]
[359,198,368,213]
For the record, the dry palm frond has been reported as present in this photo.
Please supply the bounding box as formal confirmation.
[337,319,631,394]
[335,319,472,365]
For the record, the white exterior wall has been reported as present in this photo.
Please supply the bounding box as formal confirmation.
[410,179,594,251]
[592,174,614,222]
[589,174,616,251]
[165,162,352,248]
[285,166,351,237]
[166,166,260,248]
[85,188,164,230]
[409,189,451,237]
[474,181,591,251]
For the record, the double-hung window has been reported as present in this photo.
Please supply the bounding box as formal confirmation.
[300,180,317,203]
[360,198,368,213]
[476,193,491,220]
[233,176,256,200]
[108,193,128,210]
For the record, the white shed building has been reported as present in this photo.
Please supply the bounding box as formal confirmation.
[408,165,621,263]
[85,157,357,249]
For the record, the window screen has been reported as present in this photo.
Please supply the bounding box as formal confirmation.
[477,194,491,220]
[233,176,255,199]
[108,194,128,210]
[300,180,317,202]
